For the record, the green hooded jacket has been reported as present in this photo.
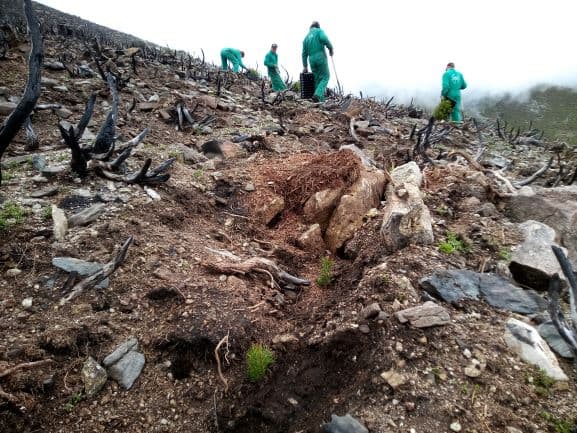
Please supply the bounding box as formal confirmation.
[302,28,333,68]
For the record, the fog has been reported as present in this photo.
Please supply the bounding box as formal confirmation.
[36,0,577,107]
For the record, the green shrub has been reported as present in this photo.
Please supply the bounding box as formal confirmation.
[498,248,511,261]
[438,232,467,254]
[64,391,84,411]
[42,205,52,220]
[540,411,575,433]
[290,81,300,93]
[316,256,334,287]
[246,344,275,382]
[531,368,555,397]
[0,201,26,230]
[433,98,454,121]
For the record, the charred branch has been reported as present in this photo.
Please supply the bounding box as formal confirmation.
[0,0,42,185]
[513,157,553,187]
[60,236,133,305]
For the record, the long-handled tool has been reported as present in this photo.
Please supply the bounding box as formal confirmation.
[330,56,343,96]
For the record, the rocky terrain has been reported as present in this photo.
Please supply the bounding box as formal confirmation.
[1,2,576,433]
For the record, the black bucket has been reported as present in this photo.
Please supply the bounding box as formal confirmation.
[300,72,315,99]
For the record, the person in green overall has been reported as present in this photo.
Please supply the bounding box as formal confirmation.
[441,62,467,123]
[220,48,247,73]
[302,21,333,102]
[264,44,286,91]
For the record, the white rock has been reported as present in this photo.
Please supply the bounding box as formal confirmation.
[6,268,22,277]
[52,205,68,241]
[450,421,462,432]
[144,186,161,201]
[504,318,568,381]
[21,297,33,309]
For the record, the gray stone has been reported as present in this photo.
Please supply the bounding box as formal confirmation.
[1,154,31,168]
[44,61,65,71]
[380,162,433,253]
[31,175,49,183]
[380,369,407,389]
[148,94,160,102]
[254,192,285,225]
[509,221,567,291]
[55,107,73,118]
[82,357,107,397]
[244,182,255,192]
[504,318,568,381]
[326,168,386,252]
[322,414,368,433]
[52,257,108,289]
[504,185,577,262]
[360,302,381,320]
[178,144,207,164]
[296,224,324,251]
[51,205,68,242]
[303,187,343,230]
[32,155,46,171]
[108,350,145,389]
[41,166,66,177]
[395,301,450,328]
[103,337,139,367]
[68,203,105,227]
[41,77,59,88]
[537,322,575,359]
[53,85,69,93]
[0,86,8,96]
[389,161,423,187]
[0,101,17,115]
[420,270,546,315]
[6,268,22,277]
[30,187,58,198]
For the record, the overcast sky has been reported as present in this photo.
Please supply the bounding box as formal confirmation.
[36,0,577,105]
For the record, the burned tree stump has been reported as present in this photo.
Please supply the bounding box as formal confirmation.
[0,0,42,185]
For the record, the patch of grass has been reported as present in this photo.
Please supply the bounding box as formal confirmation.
[246,344,274,382]
[438,231,468,254]
[0,201,26,230]
[531,368,556,397]
[435,205,449,216]
[56,153,69,162]
[64,391,84,412]
[193,168,204,180]
[540,412,576,433]
[498,248,511,261]
[41,205,52,220]
[290,81,300,93]
[316,256,334,287]
[1,169,15,182]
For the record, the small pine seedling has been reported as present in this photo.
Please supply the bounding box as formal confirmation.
[316,256,334,287]
[246,344,275,382]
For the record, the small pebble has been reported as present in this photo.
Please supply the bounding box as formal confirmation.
[21,297,33,309]
[6,268,22,277]
[450,421,462,432]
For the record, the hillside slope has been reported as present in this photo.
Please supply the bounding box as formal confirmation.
[0,2,576,433]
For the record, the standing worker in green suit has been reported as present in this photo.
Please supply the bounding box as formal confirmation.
[441,62,467,123]
[220,48,247,73]
[302,21,333,102]
[264,44,286,92]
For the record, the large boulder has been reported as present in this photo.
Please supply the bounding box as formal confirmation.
[504,318,568,381]
[303,187,343,230]
[420,269,547,315]
[504,186,577,261]
[380,162,433,253]
[509,220,567,291]
[325,168,385,252]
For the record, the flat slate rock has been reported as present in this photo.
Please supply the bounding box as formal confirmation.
[322,414,368,433]
[52,257,109,289]
[420,269,546,315]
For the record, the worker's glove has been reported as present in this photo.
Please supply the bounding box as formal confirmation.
[303,67,308,73]
[329,48,334,56]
